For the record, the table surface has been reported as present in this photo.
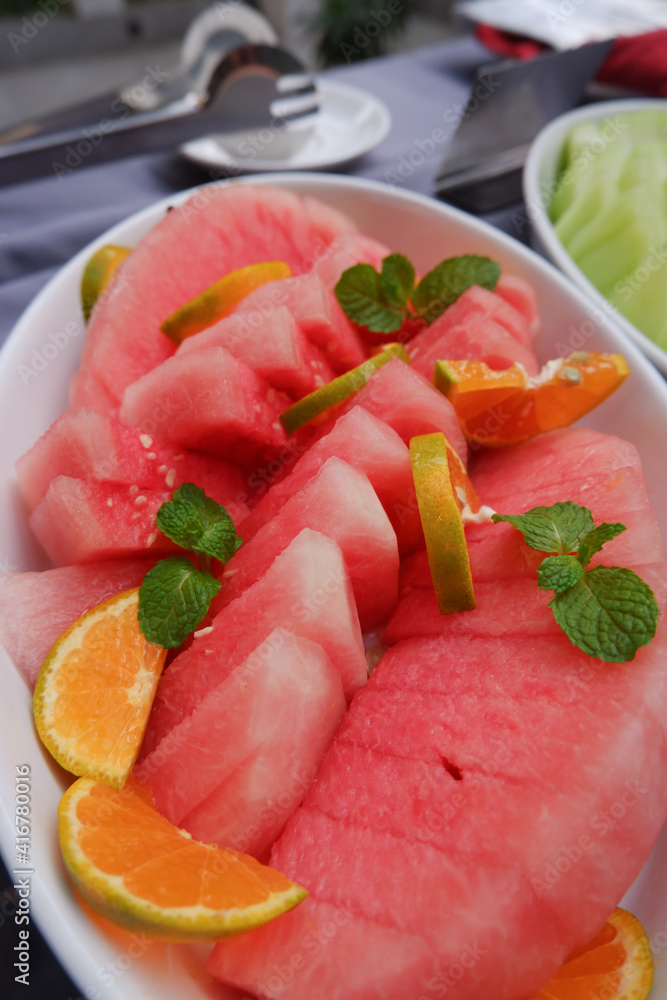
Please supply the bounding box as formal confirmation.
[0,33,524,1000]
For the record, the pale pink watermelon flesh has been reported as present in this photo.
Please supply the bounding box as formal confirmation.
[0,557,157,687]
[350,356,467,462]
[495,273,541,341]
[138,528,366,760]
[409,314,540,379]
[210,457,399,630]
[175,305,335,397]
[29,478,174,566]
[75,186,356,407]
[15,408,248,521]
[240,406,422,556]
[302,194,359,244]
[138,630,345,855]
[310,232,391,290]
[410,283,534,355]
[119,346,289,466]
[233,273,365,373]
[68,367,119,416]
[210,428,667,1000]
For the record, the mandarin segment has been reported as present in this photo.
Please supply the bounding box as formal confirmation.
[434,352,629,446]
[59,777,307,940]
[33,589,166,788]
[530,908,653,1000]
[161,261,293,345]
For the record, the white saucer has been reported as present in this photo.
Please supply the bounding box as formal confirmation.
[181,79,392,173]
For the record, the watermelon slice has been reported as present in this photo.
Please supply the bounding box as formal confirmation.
[209,429,667,1000]
[139,528,366,759]
[15,408,248,520]
[119,346,289,465]
[311,232,391,290]
[240,406,422,556]
[138,629,345,858]
[409,315,540,380]
[29,478,174,566]
[0,557,157,687]
[210,457,399,629]
[339,356,467,464]
[175,305,335,397]
[75,186,355,408]
[232,274,365,373]
[495,273,541,341]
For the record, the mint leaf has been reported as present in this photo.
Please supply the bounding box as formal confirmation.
[334,263,405,333]
[550,566,659,662]
[577,522,626,568]
[412,255,500,325]
[492,503,594,556]
[537,555,585,594]
[156,483,241,564]
[138,557,221,648]
[380,254,415,310]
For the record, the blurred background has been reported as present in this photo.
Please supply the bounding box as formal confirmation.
[0,0,463,130]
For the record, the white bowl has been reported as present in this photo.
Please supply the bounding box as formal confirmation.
[524,98,667,376]
[2,173,667,1000]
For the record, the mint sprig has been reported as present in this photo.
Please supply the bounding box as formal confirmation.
[138,484,242,648]
[334,252,500,332]
[493,502,659,662]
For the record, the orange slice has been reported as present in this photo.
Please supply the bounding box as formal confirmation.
[33,589,166,789]
[81,245,131,321]
[434,352,629,447]
[530,907,653,1000]
[161,261,292,345]
[59,777,307,940]
[280,343,411,435]
[410,432,476,615]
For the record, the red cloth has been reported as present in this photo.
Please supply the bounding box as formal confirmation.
[475,24,667,96]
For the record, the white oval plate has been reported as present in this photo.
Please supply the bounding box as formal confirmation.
[181,80,392,173]
[524,98,667,376]
[2,174,667,1000]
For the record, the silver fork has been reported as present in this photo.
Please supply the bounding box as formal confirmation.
[0,33,319,186]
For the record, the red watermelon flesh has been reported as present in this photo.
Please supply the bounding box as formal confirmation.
[29,478,174,566]
[119,346,289,466]
[409,315,540,379]
[76,186,348,407]
[495,273,541,341]
[0,557,157,687]
[137,630,344,837]
[68,367,119,417]
[311,232,390,290]
[411,284,533,353]
[233,274,365,373]
[210,428,667,1000]
[239,406,422,556]
[340,357,468,463]
[207,897,435,1000]
[139,528,366,760]
[302,194,359,244]
[210,457,399,629]
[175,305,335,397]
[15,408,248,521]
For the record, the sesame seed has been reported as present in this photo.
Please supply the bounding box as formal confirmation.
[146,531,158,547]
[135,495,148,506]
[165,469,176,488]
[147,452,157,460]
[222,568,239,578]
[139,434,153,448]
[272,421,281,432]
[129,485,139,496]
[267,388,276,404]
[158,465,168,475]
[106,498,114,507]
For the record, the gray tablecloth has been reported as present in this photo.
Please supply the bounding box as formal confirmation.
[0,35,521,348]
[0,33,521,1000]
